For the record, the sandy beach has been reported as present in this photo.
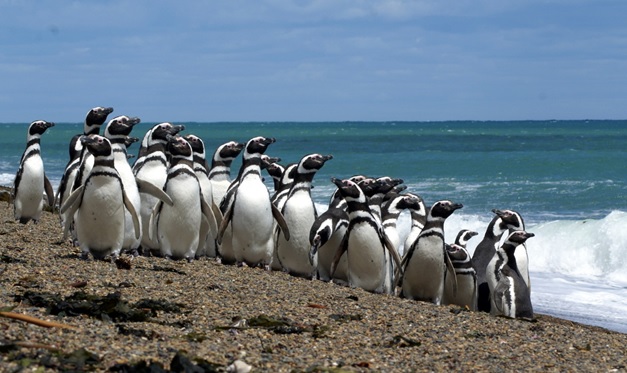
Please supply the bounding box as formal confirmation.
[1,192,626,372]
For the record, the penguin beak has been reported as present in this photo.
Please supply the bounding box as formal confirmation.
[331,177,344,188]
[321,154,333,162]
[44,121,55,128]
[451,203,464,211]
[169,125,185,135]
[524,232,535,239]
[492,209,505,217]
[126,136,140,144]
[263,137,276,146]
[80,135,97,145]
[128,117,141,126]
[103,107,114,115]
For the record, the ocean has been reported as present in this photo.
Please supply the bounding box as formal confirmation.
[2,120,627,333]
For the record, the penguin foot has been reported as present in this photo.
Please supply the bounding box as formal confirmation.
[80,252,90,261]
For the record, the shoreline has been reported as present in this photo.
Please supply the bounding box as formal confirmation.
[1,202,626,371]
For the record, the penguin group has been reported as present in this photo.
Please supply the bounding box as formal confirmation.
[11,107,536,321]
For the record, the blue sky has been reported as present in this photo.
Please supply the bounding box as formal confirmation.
[1,0,626,122]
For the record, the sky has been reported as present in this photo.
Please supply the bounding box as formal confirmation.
[1,0,626,122]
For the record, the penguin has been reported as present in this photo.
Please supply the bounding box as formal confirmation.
[309,205,349,283]
[270,163,297,209]
[486,230,535,320]
[400,200,463,304]
[150,135,215,261]
[132,122,185,254]
[183,134,223,258]
[442,229,479,310]
[59,135,140,260]
[263,159,285,195]
[328,174,367,208]
[217,136,290,268]
[276,153,333,278]
[70,106,115,193]
[472,209,526,313]
[381,192,417,254]
[13,120,55,224]
[365,176,404,223]
[401,192,427,258]
[57,107,113,229]
[103,115,143,254]
[208,140,245,208]
[329,178,403,294]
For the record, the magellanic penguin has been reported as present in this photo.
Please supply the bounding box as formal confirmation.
[442,229,479,310]
[400,200,463,304]
[330,178,403,294]
[276,153,333,278]
[70,107,115,194]
[309,204,348,283]
[150,135,216,261]
[381,192,417,255]
[486,230,535,320]
[401,192,427,258]
[59,135,140,260]
[103,115,143,253]
[472,209,526,313]
[57,107,113,229]
[13,120,55,224]
[208,140,245,208]
[217,136,290,268]
[132,122,185,254]
[184,134,223,258]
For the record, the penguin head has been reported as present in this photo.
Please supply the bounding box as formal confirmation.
[505,230,535,245]
[216,141,245,162]
[260,154,281,170]
[357,177,380,197]
[183,134,206,156]
[124,136,140,148]
[28,120,55,136]
[244,136,275,158]
[403,193,426,214]
[455,229,479,247]
[264,161,285,181]
[81,134,112,157]
[150,122,186,144]
[493,209,525,231]
[374,176,404,196]
[298,154,333,174]
[84,106,114,134]
[282,163,298,184]
[166,135,193,159]
[429,200,463,220]
[332,177,365,201]
[104,115,141,139]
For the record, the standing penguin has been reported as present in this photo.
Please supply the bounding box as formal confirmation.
[184,134,222,258]
[208,140,245,208]
[151,136,215,261]
[59,135,140,260]
[103,115,143,253]
[276,153,333,278]
[309,205,349,283]
[13,120,55,224]
[472,209,526,313]
[400,200,463,304]
[486,230,535,320]
[330,178,403,294]
[442,229,479,310]
[217,136,290,268]
[132,122,185,254]
[401,192,427,257]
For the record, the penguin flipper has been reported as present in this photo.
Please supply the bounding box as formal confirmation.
[200,197,218,237]
[330,235,348,278]
[383,234,403,277]
[59,185,84,215]
[217,203,233,245]
[210,200,223,227]
[136,178,174,206]
[43,174,55,210]
[271,203,290,241]
[122,191,141,240]
[445,251,458,296]
[493,280,508,315]
[148,202,162,241]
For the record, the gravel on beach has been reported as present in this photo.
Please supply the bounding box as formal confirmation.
[1,196,626,372]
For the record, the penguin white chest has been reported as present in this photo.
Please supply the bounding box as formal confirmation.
[403,235,446,303]
[277,191,317,275]
[346,222,387,292]
[15,156,45,217]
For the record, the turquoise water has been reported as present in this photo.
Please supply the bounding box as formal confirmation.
[3,120,625,221]
[3,120,627,332]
